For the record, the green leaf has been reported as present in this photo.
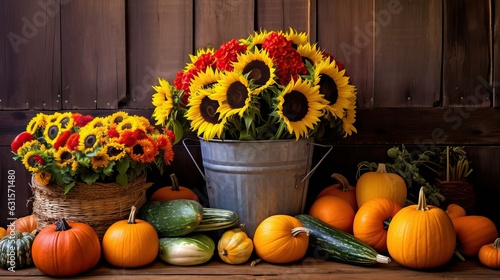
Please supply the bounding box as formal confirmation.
[117,158,130,175]
[81,172,99,185]
[116,172,128,188]
[172,119,185,144]
[63,181,76,194]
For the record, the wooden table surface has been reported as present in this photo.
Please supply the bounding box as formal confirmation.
[1,257,499,279]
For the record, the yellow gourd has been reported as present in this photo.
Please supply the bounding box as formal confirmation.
[218,226,254,265]
[356,163,407,208]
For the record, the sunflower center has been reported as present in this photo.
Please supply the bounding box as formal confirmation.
[28,155,37,167]
[48,125,59,140]
[227,82,248,109]
[107,146,123,157]
[60,151,72,162]
[319,74,338,105]
[121,123,132,130]
[243,60,270,86]
[60,117,70,128]
[114,116,124,124]
[133,144,144,155]
[200,97,220,124]
[84,134,97,149]
[283,90,308,122]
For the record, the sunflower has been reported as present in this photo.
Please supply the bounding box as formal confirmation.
[16,139,42,157]
[152,78,176,126]
[26,113,46,134]
[78,126,106,153]
[212,71,252,118]
[297,43,324,67]
[35,171,52,186]
[56,112,75,130]
[276,77,325,140]
[189,67,223,96]
[22,151,42,173]
[54,146,74,168]
[186,89,227,140]
[104,142,127,161]
[313,59,357,119]
[130,138,158,163]
[232,48,276,95]
[108,111,129,126]
[115,116,140,133]
[43,122,62,146]
[86,116,109,130]
[91,149,110,169]
[342,107,358,137]
[241,29,271,50]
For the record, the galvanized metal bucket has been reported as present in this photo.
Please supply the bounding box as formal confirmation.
[183,138,332,238]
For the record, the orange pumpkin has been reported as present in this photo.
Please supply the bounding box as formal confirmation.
[0,227,6,238]
[32,219,101,277]
[7,214,37,234]
[309,195,355,233]
[353,197,402,253]
[356,163,407,208]
[150,173,199,202]
[478,238,500,269]
[445,203,466,219]
[316,173,357,211]
[453,215,498,258]
[387,187,456,269]
[102,206,159,268]
[253,215,310,264]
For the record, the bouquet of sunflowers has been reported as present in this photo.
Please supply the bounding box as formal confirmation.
[11,111,175,193]
[152,28,357,144]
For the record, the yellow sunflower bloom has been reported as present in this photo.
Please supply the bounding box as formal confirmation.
[283,27,309,47]
[86,116,109,130]
[35,171,52,186]
[232,48,276,95]
[116,116,139,133]
[56,112,75,130]
[189,67,223,96]
[22,151,42,173]
[297,43,324,67]
[54,147,74,168]
[108,111,129,126]
[43,122,62,146]
[104,142,127,161]
[212,71,252,118]
[152,78,176,126]
[342,107,358,137]
[78,126,106,153]
[186,89,227,140]
[241,29,271,50]
[26,113,46,134]
[91,149,110,169]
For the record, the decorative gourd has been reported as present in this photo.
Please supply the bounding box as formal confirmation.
[0,231,35,270]
[356,163,407,208]
[158,233,215,266]
[150,173,199,202]
[316,173,357,211]
[446,203,466,220]
[7,214,37,234]
[218,226,254,265]
[478,238,500,269]
[0,228,6,239]
[253,215,310,264]
[193,208,239,232]
[32,219,101,277]
[309,195,355,233]
[103,206,159,268]
[452,215,498,258]
[387,187,456,269]
[353,197,402,253]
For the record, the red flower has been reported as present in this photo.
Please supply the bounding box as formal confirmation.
[11,132,34,152]
[134,129,147,140]
[53,130,71,150]
[119,130,137,147]
[66,133,80,151]
[164,129,175,144]
[214,39,247,71]
[107,126,119,138]
[72,113,94,127]
[34,154,44,165]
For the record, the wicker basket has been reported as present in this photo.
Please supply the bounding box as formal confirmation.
[435,179,476,214]
[31,175,152,239]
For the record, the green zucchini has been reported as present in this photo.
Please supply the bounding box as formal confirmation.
[138,199,203,237]
[295,214,390,265]
[193,208,239,232]
[158,233,215,266]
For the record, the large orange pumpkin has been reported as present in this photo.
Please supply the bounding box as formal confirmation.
[253,215,310,264]
[309,195,355,233]
[150,173,199,202]
[316,173,357,211]
[356,163,407,208]
[387,187,456,269]
[32,219,101,277]
[353,197,402,253]
[7,214,37,234]
[478,238,500,269]
[453,215,498,258]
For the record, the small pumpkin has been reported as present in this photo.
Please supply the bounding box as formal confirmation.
[103,206,159,268]
[353,197,402,253]
[453,215,498,258]
[309,195,355,233]
[7,214,37,234]
[316,173,357,211]
[446,203,466,220]
[356,163,407,208]
[0,231,35,270]
[32,219,101,277]
[0,228,6,238]
[150,173,199,202]
[387,187,456,269]
[218,226,254,265]
[478,238,500,269]
[253,215,310,264]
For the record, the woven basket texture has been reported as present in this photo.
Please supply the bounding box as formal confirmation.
[435,179,475,213]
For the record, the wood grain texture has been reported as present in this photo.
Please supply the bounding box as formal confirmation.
[126,0,193,109]
[374,0,442,107]
[0,0,61,110]
[61,0,126,110]
[317,0,374,108]
[443,0,491,107]
[494,0,500,107]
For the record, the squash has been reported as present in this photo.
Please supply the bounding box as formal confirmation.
[194,208,239,232]
[0,231,35,270]
[32,219,101,277]
[296,214,390,265]
[478,238,500,269]
[353,197,402,253]
[150,173,200,202]
[356,163,407,208]
[0,228,6,239]
[103,206,159,268]
[218,226,254,265]
[158,233,215,266]
[308,195,355,233]
[446,203,466,220]
[138,199,203,237]
[452,215,498,258]
[7,214,37,234]
[316,173,357,211]
[253,215,310,264]
[387,187,456,269]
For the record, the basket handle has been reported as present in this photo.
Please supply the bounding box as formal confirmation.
[182,138,207,182]
[296,142,333,188]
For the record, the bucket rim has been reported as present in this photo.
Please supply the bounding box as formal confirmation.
[198,137,314,144]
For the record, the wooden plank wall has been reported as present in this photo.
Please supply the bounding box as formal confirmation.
[0,0,499,229]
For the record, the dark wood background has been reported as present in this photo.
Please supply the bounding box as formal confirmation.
[1,0,499,229]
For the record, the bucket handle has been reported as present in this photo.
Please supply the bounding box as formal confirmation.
[296,142,333,188]
[182,138,207,182]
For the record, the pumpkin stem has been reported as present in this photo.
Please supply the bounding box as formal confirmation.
[128,205,137,224]
[383,217,392,230]
[291,226,311,237]
[493,238,500,249]
[454,248,466,261]
[250,258,262,266]
[416,187,429,211]
[376,163,388,173]
[376,254,391,264]
[170,173,180,191]
[331,173,351,192]
[55,218,71,231]
[221,249,228,256]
